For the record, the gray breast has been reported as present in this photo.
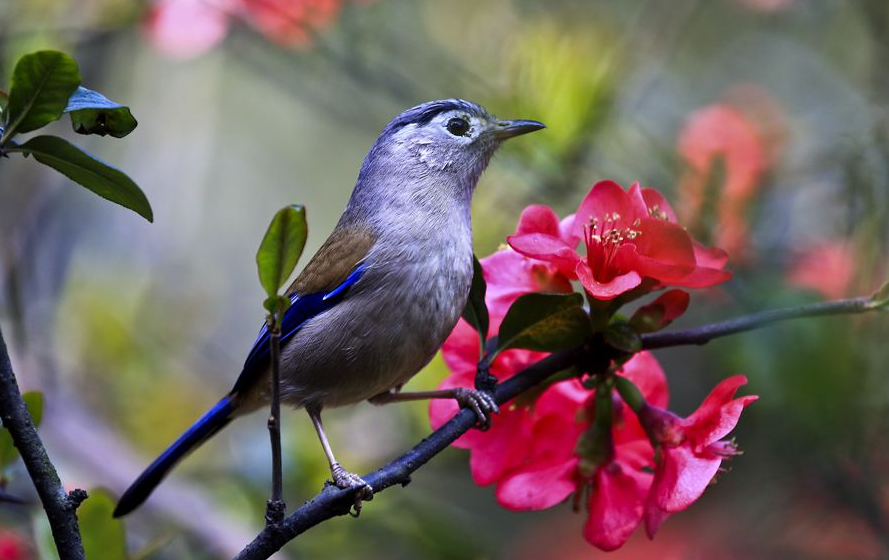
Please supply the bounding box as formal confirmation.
[275,214,474,409]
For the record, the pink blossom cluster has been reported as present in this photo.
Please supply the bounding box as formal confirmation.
[431,181,756,550]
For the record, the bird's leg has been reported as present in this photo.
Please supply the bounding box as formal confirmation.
[368,388,499,428]
[305,405,373,516]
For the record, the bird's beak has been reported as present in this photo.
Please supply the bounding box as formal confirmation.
[493,119,546,140]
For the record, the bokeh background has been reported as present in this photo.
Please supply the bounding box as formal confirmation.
[1,0,888,558]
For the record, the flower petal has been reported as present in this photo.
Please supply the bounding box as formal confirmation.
[583,464,652,551]
[622,219,697,282]
[469,408,534,485]
[652,445,722,512]
[507,233,581,278]
[572,180,639,240]
[496,458,579,511]
[640,186,680,222]
[514,205,563,237]
[576,262,642,300]
[693,241,729,269]
[682,375,757,444]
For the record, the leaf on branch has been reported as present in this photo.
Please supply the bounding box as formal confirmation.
[2,50,81,143]
[9,135,153,222]
[870,280,889,310]
[604,321,642,354]
[64,86,138,138]
[78,488,128,560]
[0,391,44,470]
[497,292,590,354]
[461,255,489,347]
[263,294,292,317]
[256,204,308,300]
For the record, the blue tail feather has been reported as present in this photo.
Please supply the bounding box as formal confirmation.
[113,397,235,517]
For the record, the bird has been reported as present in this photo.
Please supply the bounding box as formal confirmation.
[113,99,545,517]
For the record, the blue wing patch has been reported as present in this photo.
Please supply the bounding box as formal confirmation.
[231,263,366,395]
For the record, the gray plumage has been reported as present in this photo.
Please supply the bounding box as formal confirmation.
[114,99,544,516]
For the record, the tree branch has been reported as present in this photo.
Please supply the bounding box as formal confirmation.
[232,347,584,560]
[0,324,86,560]
[233,293,885,559]
[641,296,879,349]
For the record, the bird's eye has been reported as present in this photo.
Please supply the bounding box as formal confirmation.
[446,117,470,137]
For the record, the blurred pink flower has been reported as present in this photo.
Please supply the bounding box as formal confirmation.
[787,241,856,300]
[677,104,766,261]
[146,0,357,58]
[738,0,799,12]
[0,531,27,560]
[146,0,232,58]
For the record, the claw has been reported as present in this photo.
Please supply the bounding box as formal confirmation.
[330,462,373,516]
[453,387,500,429]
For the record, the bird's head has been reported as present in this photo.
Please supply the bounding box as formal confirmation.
[358,99,545,200]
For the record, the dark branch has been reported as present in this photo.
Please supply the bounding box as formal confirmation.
[233,293,885,559]
[0,324,86,560]
[232,347,584,560]
[641,296,878,349]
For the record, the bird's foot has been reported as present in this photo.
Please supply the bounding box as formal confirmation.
[330,462,373,517]
[453,387,499,430]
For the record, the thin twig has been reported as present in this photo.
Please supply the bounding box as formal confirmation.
[0,324,86,560]
[641,296,878,349]
[232,347,584,560]
[265,319,285,525]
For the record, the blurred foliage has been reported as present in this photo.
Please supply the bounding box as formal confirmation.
[0,391,42,476]
[0,0,888,559]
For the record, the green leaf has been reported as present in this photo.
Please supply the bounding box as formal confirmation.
[78,488,128,560]
[2,50,81,143]
[9,135,153,222]
[460,256,489,348]
[496,292,589,353]
[263,294,292,317]
[0,391,44,470]
[256,205,308,299]
[603,321,642,353]
[65,86,138,138]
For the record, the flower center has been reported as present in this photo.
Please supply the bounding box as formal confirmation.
[583,213,641,282]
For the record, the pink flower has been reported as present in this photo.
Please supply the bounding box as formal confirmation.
[640,375,758,537]
[508,181,731,300]
[787,241,856,300]
[146,0,355,58]
[676,88,786,261]
[495,352,668,551]
[145,0,233,59]
[0,531,27,560]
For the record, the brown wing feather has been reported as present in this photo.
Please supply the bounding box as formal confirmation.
[286,223,377,296]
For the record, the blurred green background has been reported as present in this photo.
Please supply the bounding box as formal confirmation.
[1,0,888,558]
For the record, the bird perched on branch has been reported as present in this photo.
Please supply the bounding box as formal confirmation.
[114,99,545,517]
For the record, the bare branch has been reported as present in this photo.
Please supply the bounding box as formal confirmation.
[0,324,86,560]
[641,296,878,350]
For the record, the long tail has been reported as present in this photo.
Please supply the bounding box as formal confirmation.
[113,396,235,517]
